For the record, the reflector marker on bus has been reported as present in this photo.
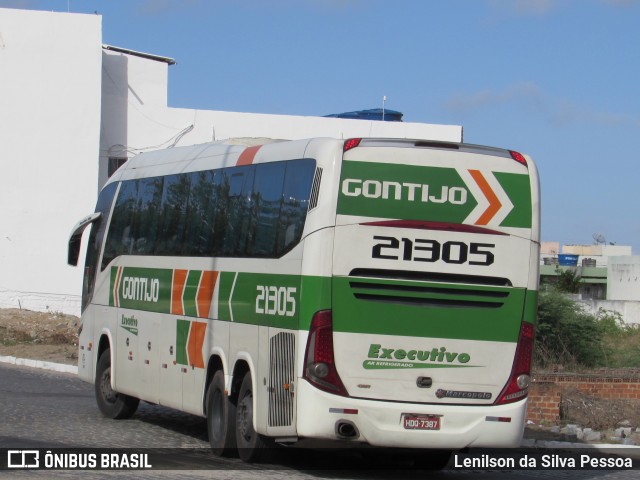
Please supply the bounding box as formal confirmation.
[236,145,261,166]
[485,416,512,423]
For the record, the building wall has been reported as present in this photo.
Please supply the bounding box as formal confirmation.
[529,372,640,425]
[608,256,640,302]
[0,8,102,314]
[578,299,640,325]
[562,244,632,257]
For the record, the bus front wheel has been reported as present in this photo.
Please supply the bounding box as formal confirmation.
[235,372,273,463]
[207,370,236,456]
[95,348,139,419]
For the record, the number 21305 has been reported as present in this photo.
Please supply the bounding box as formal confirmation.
[372,236,495,266]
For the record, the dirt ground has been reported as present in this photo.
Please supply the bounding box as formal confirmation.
[0,308,79,365]
[560,388,640,431]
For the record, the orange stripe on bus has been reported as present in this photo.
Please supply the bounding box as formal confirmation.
[187,322,207,369]
[469,170,502,225]
[171,269,189,315]
[197,271,218,318]
[236,145,261,166]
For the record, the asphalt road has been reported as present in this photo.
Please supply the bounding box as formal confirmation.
[0,362,637,480]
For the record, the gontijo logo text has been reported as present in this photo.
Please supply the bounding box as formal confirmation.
[121,276,159,303]
[342,179,468,205]
[364,343,477,370]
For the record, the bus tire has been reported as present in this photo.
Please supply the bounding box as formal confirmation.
[207,370,236,457]
[95,348,139,419]
[235,372,273,463]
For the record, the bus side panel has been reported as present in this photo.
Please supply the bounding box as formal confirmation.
[77,305,96,383]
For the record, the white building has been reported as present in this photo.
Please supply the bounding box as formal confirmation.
[575,257,640,325]
[0,8,462,316]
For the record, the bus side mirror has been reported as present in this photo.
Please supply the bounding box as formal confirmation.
[68,212,101,266]
[68,235,82,266]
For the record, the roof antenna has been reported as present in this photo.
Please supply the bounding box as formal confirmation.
[382,95,387,121]
[593,233,606,245]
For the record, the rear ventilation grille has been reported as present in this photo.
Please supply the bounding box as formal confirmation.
[268,332,295,427]
[348,270,511,309]
[308,167,323,211]
[349,268,512,287]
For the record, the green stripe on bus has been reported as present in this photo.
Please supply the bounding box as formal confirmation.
[176,319,190,366]
[217,271,236,322]
[298,275,332,331]
[183,270,202,317]
[523,290,538,325]
[494,172,533,228]
[228,272,302,329]
[332,276,525,342]
[109,267,173,313]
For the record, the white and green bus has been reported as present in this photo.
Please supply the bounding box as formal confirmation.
[68,137,540,464]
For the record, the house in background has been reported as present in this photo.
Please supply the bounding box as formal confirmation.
[540,242,640,324]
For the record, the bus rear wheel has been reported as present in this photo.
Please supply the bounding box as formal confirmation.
[207,370,236,456]
[95,348,139,419]
[235,372,273,463]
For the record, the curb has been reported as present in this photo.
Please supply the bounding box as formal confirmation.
[521,438,640,449]
[0,355,78,374]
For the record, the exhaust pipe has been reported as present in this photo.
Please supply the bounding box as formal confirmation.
[335,420,359,440]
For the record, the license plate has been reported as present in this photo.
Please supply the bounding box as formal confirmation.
[403,414,441,430]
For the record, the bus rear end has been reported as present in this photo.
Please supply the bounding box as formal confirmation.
[298,138,539,450]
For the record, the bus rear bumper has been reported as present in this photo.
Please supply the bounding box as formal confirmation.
[296,380,526,449]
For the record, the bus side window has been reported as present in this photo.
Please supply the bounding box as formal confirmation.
[134,177,164,255]
[157,174,190,256]
[221,166,255,256]
[100,158,317,265]
[277,159,316,255]
[102,180,138,270]
[248,162,286,257]
[83,182,117,309]
[184,170,217,256]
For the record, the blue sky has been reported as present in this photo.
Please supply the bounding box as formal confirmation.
[3,0,639,252]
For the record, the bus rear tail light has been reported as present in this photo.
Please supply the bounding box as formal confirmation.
[509,150,527,167]
[495,322,535,405]
[303,310,348,397]
[343,138,362,152]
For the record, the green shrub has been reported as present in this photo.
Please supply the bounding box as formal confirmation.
[596,309,640,368]
[535,286,604,369]
[535,289,640,370]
